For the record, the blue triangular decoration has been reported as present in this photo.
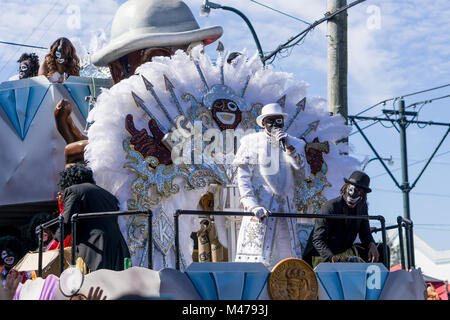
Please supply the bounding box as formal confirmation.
[213,272,245,300]
[338,271,367,300]
[242,272,270,300]
[316,272,344,300]
[185,272,218,300]
[0,89,20,139]
[15,87,30,137]
[23,86,49,138]
[0,85,49,140]
[63,83,92,120]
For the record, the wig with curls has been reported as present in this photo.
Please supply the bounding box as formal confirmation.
[58,163,95,191]
[17,52,40,77]
[44,37,80,79]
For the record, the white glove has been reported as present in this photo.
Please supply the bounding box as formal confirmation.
[273,130,288,142]
[272,129,291,153]
[251,206,270,222]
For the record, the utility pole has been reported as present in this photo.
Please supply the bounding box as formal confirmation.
[327,0,348,123]
[398,99,411,220]
[349,102,450,222]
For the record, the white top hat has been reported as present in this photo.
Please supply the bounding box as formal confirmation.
[256,103,288,127]
[91,0,223,66]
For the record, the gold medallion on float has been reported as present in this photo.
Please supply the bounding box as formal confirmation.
[268,257,318,300]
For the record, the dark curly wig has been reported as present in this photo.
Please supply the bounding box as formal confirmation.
[0,236,24,261]
[44,37,80,79]
[26,212,58,240]
[17,52,40,77]
[57,163,95,191]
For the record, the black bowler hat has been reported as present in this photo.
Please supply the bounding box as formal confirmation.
[344,171,372,193]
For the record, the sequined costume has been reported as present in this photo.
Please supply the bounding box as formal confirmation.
[233,131,310,268]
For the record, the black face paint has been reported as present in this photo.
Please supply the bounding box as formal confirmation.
[263,115,284,136]
[1,249,16,268]
[119,55,132,78]
[344,184,364,208]
[19,61,31,79]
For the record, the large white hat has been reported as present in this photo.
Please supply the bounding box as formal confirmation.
[91,0,223,66]
[256,103,288,127]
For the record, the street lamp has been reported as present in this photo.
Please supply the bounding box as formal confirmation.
[362,155,394,171]
[200,0,265,64]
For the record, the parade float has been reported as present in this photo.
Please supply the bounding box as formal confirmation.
[1,0,427,300]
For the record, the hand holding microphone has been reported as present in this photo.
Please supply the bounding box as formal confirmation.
[273,129,288,152]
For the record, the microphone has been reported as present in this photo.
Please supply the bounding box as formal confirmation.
[279,138,286,152]
[272,128,287,151]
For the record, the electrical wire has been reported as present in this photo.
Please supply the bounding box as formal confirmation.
[370,150,450,180]
[264,0,367,64]
[356,84,450,117]
[34,2,70,47]
[0,41,47,50]
[371,187,450,199]
[400,83,450,99]
[249,0,311,25]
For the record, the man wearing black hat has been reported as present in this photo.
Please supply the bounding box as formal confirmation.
[303,171,380,268]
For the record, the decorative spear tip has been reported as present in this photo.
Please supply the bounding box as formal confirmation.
[141,75,153,90]
[277,95,286,108]
[296,97,306,111]
[163,74,175,90]
[216,41,224,52]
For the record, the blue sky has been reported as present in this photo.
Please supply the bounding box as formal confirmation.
[0,0,449,250]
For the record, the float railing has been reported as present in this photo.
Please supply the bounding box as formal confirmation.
[174,210,388,270]
[70,210,153,269]
[36,216,64,277]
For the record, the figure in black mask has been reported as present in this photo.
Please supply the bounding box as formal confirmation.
[0,236,27,286]
[303,171,385,268]
[17,53,40,79]
[7,53,40,81]
[38,37,80,83]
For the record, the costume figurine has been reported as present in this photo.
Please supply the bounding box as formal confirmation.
[303,171,381,267]
[38,37,80,83]
[84,2,359,270]
[232,103,310,268]
[90,0,222,85]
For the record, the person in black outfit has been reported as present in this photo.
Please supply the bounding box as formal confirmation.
[303,171,380,268]
[54,163,130,272]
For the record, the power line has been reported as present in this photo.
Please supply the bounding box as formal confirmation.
[35,2,71,47]
[400,83,450,99]
[249,0,311,25]
[407,93,450,110]
[371,150,450,180]
[0,41,48,50]
[372,187,450,199]
[355,83,450,117]
[263,0,367,64]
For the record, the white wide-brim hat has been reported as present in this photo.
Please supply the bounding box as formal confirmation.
[91,0,223,66]
[256,103,289,127]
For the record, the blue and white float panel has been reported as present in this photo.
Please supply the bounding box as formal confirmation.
[0,76,112,206]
